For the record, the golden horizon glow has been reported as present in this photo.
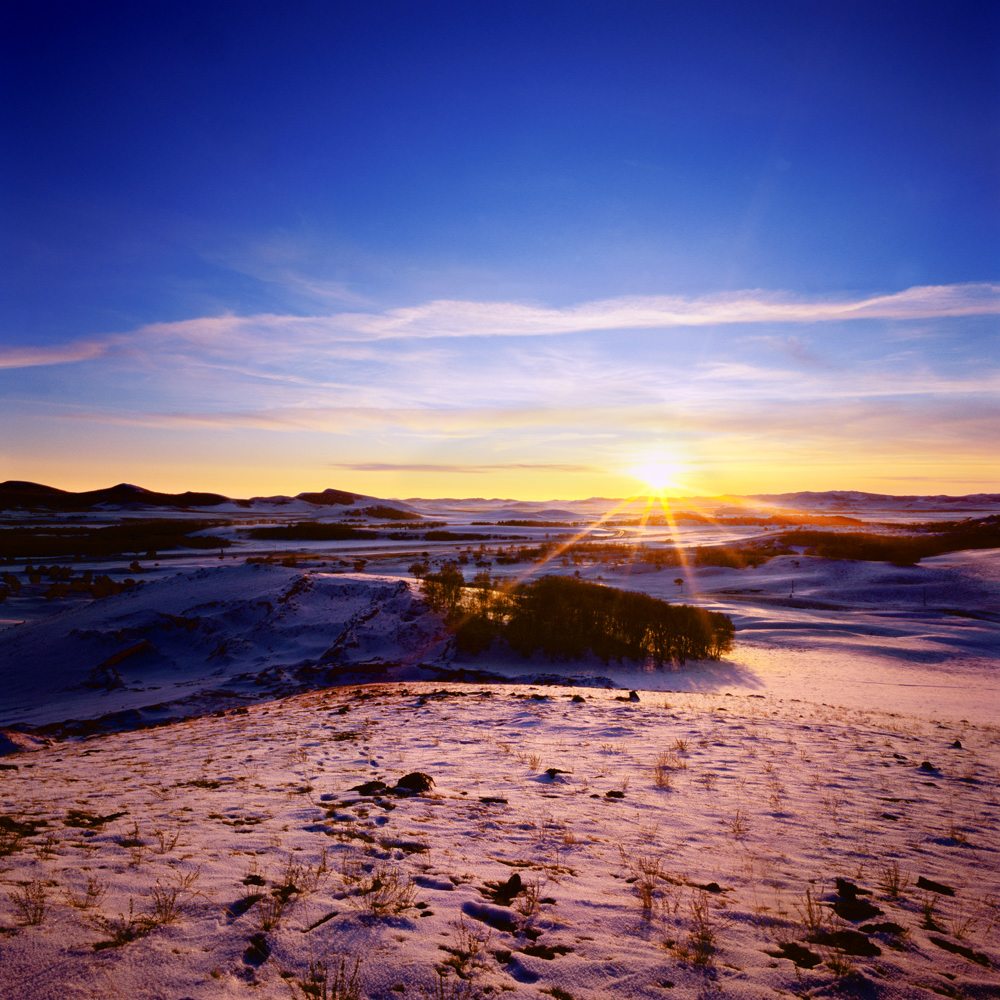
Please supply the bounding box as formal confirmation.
[4,446,996,503]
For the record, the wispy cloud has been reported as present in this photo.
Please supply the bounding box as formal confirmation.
[1,282,996,370]
[324,282,1000,340]
[330,461,598,473]
[0,341,109,369]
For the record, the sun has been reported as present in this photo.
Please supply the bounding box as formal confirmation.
[626,451,687,495]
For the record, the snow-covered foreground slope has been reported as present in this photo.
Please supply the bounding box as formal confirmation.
[0,683,997,999]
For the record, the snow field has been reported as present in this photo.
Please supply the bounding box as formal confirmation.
[1,683,997,999]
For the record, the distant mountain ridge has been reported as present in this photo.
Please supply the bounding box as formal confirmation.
[1,480,997,513]
[749,490,1000,508]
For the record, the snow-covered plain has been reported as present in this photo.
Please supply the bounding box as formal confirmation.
[1,490,998,997]
[1,685,998,999]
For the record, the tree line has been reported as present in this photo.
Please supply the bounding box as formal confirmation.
[420,565,734,666]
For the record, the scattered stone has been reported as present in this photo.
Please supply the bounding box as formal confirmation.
[832,878,881,921]
[570,695,585,703]
[393,772,434,794]
[950,739,963,749]
[64,810,123,830]
[808,929,881,957]
[479,796,508,804]
[767,942,822,968]
[351,780,388,796]
[380,837,429,854]
[929,936,989,967]
[833,897,882,921]
[834,878,871,900]
[544,768,570,779]
[483,872,523,905]
[605,790,626,799]
[0,814,47,838]
[614,690,641,702]
[520,943,573,959]
[916,875,956,896]
[696,882,724,894]
[919,760,938,773]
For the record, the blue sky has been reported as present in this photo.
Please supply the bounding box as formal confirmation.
[1,1,997,498]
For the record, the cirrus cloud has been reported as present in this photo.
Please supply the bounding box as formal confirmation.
[0,282,996,370]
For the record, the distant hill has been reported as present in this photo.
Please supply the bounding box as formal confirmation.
[0,481,233,510]
[296,487,363,506]
[2,481,997,513]
[750,490,1000,509]
[0,481,365,511]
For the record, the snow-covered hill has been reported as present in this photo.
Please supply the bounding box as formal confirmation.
[0,567,448,730]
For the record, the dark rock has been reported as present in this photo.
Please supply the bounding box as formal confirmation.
[483,872,523,905]
[520,943,573,959]
[571,695,585,703]
[697,882,724,894]
[951,739,963,749]
[919,760,938,773]
[628,690,640,702]
[916,875,955,896]
[605,790,626,799]
[393,772,434,794]
[479,796,508,804]
[351,780,388,796]
[767,941,822,968]
[834,878,871,900]
[808,929,881,957]
[544,768,569,779]
[929,936,989,966]
[64,810,124,830]
[832,897,882,922]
